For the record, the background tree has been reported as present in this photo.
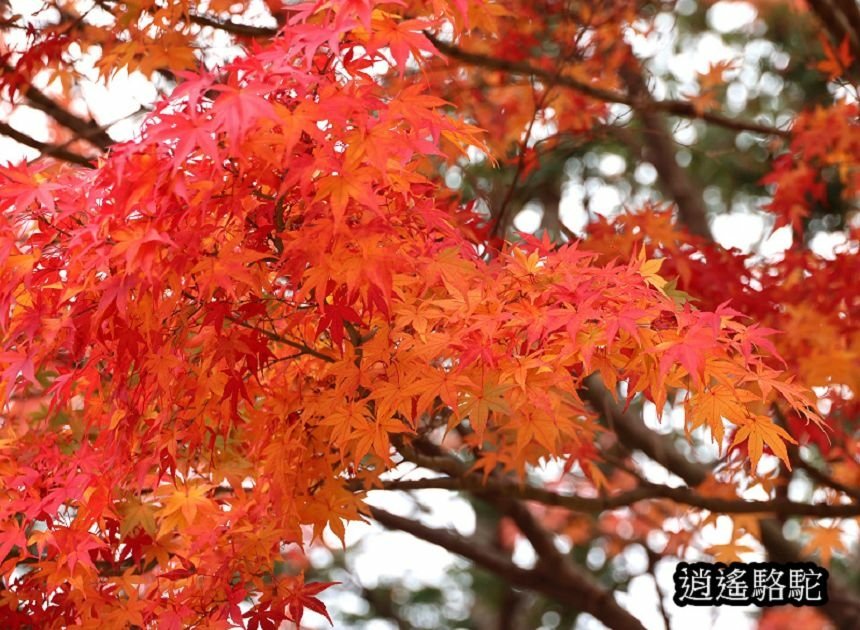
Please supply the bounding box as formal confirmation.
[0,0,858,628]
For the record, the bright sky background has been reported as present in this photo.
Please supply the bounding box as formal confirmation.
[1,1,854,628]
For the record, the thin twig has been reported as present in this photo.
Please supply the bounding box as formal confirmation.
[493,83,554,238]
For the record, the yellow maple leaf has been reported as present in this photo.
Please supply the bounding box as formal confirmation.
[686,385,757,448]
[801,524,846,566]
[156,483,213,534]
[636,248,668,293]
[729,414,797,471]
[120,498,158,537]
[706,539,755,563]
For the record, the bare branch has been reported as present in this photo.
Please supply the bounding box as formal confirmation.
[581,376,860,630]
[382,475,860,518]
[808,0,860,63]
[188,12,278,38]
[425,33,789,139]
[620,57,713,239]
[1,67,114,151]
[369,506,646,630]
[493,84,554,238]
[582,375,709,486]
[0,120,96,167]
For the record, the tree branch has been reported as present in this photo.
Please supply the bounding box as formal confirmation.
[392,438,648,628]
[807,0,860,63]
[0,121,96,167]
[179,290,337,362]
[392,435,860,627]
[383,461,860,518]
[582,375,709,486]
[224,312,337,363]
[793,452,860,503]
[369,506,645,630]
[425,34,789,139]
[581,376,860,630]
[620,57,713,240]
[188,12,278,38]
[2,67,114,151]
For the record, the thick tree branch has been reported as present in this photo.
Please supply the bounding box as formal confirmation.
[581,376,860,629]
[793,452,860,502]
[425,34,789,139]
[1,67,114,151]
[620,57,714,239]
[389,424,860,518]
[382,476,860,518]
[807,0,860,63]
[188,12,278,38]
[369,506,646,630]
[582,375,709,485]
[393,437,860,627]
[0,121,96,167]
[392,438,646,628]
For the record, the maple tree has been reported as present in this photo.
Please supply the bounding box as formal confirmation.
[0,0,858,628]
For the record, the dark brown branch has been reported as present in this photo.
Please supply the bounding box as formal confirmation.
[581,376,860,629]
[488,486,567,566]
[188,12,278,38]
[224,313,338,362]
[7,547,160,579]
[2,67,114,151]
[793,452,860,502]
[493,84,553,238]
[808,0,860,63]
[387,433,860,518]
[393,437,860,627]
[646,546,672,630]
[425,33,789,139]
[369,506,646,630]
[760,519,860,630]
[92,0,279,38]
[620,58,713,240]
[179,290,337,362]
[393,438,647,628]
[489,494,635,629]
[582,375,709,486]
[382,476,860,518]
[0,121,96,167]
[394,436,468,477]
[360,586,412,630]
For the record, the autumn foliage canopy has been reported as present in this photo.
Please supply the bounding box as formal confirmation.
[0,0,858,628]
